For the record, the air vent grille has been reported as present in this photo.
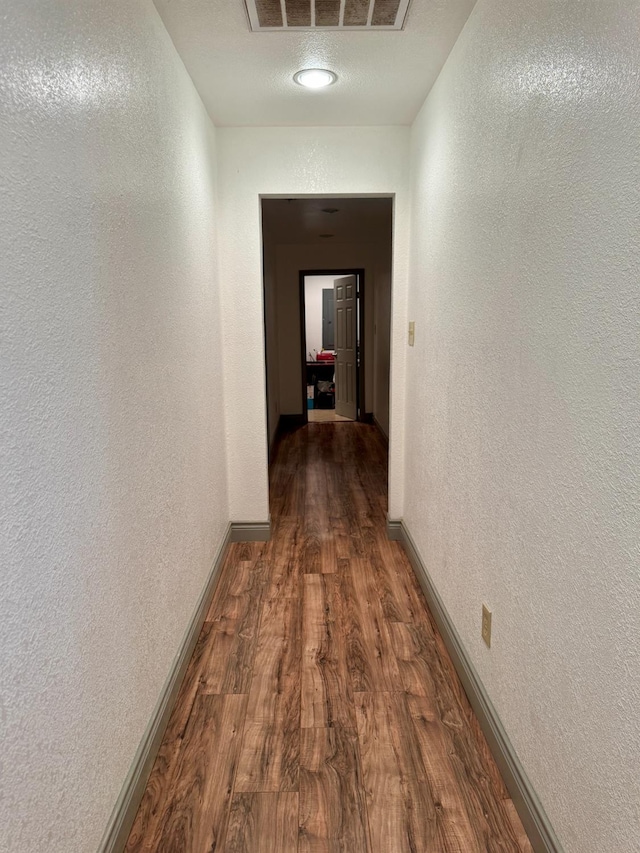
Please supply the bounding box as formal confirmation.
[245,0,411,30]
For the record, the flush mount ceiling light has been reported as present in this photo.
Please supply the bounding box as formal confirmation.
[294,69,337,89]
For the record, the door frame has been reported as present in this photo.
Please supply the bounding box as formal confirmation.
[299,268,366,424]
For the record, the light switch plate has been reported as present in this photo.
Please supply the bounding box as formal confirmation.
[482,604,492,648]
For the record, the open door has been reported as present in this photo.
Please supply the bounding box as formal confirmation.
[334,275,358,420]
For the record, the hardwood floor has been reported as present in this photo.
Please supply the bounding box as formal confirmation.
[126,422,532,853]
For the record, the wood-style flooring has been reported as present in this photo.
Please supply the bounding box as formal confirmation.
[126,422,532,853]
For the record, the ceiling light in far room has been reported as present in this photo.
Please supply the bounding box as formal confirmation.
[293,69,337,89]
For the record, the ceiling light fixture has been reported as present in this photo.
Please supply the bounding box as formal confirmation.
[321,207,340,214]
[294,69,337,89]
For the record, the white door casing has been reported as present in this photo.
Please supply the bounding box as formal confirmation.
[334,275,357,420]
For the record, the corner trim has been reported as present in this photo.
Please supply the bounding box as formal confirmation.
[230,520,271,542]
[97,522,233,853]
[392,519,563,853]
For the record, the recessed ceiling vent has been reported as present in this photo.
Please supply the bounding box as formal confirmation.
[244,0,411,31]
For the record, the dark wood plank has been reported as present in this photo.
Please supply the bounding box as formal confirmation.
[197,617,240,694]
[263,518,302,599]
[348,556,401,692]
[388,620,439,697]
[201,559,267,694]
[407,693,523,851]
[338,558,376,693]
[302,517,337,574]
[225,792,299,853]
[156,693,246,853]
[234,594,301,792]
[299,725,370,853]
[366,537,419,623]
[354,691,438,852]
[125,621,219,852]
[504,800,534,853]
[406,694,488,852]
[206,559,259,622]
[301,573,355,729]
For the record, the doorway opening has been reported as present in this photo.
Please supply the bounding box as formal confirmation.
[300,270,364,424]
[260,196,393,453]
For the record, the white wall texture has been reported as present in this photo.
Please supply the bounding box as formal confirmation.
[404,1,640,851]
[0,2,229,851]
[217,126,410,521]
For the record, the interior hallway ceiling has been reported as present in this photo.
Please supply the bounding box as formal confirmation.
[262,197,392,245]
[153,0,477,126]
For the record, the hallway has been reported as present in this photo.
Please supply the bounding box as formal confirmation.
[126,423,531,852]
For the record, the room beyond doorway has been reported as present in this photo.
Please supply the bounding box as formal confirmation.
[301,270,363,425]
[261,197,393,452]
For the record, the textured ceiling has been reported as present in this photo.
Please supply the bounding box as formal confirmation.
[262,197,393,244]
[154,0,476,126]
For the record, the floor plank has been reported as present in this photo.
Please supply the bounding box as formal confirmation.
[234,594,301,792]
[226,792,299,853]
[407,694,491,852]
[408,694,523,851]
[299,725,370,853]
[202,559,267,694]
[149,694,246,853]
[348,556,401,693]
[301,573,355,729]
[354,690,438,852]
[125,621,219,852]
[504,799,534,853]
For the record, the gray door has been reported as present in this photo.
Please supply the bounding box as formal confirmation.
[322,288,335,349]
[334,275,357,420]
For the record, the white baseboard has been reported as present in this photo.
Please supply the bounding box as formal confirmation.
[388,518,563,853]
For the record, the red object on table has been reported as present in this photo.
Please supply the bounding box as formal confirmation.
[316,351,335,361]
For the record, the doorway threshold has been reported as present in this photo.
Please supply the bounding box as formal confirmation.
[307,410,353,423]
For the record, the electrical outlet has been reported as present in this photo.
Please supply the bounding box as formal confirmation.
[482,604,492,648]
[408,321,415,346]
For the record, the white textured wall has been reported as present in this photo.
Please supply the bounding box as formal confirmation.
[217,127,410,521]
[405,1,640,850]
[0,3,228,851]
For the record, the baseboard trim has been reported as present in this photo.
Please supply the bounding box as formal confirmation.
[230,520,271,542]
[279,413,307,429]
[393,519,563,853]
[97,522,233,853]
[386,517,403,540]
[373,415,389,442]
